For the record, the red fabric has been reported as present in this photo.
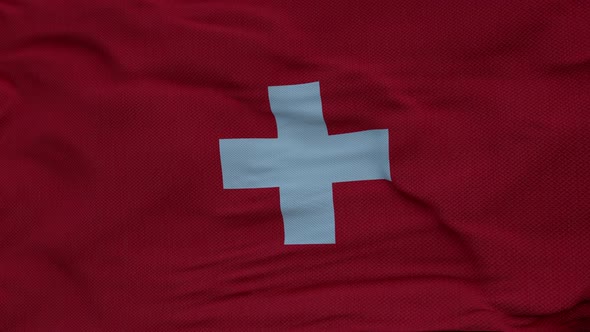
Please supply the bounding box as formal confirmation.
[1,0,589,330]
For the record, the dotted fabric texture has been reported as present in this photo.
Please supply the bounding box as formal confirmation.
[0,0,589,331]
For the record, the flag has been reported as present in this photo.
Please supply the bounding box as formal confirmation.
[1,0,589,330]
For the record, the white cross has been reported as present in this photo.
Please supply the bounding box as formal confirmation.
[219,82,391,245]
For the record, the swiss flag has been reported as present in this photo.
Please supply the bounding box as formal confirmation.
[1,0,589,331]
